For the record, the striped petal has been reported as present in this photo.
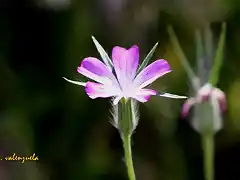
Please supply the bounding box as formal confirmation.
[77,57,118,87]
[133,59,171,89]
[85,82,120,99]
[112,45,139,89]
[132,89,157,103]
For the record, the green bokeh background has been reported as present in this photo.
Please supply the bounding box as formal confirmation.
[0,0,239,179]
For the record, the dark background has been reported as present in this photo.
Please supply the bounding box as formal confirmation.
[0,0,239,179]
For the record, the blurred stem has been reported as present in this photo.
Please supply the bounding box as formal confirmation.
[167,25,198,91]
[122,135,136,180]
[202,133,214,180]
[209,22,227,86]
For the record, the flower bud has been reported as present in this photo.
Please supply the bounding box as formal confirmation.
[182,83,226,133]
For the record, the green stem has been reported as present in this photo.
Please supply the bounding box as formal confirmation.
[122,135,136,180]
[202,134,214,180]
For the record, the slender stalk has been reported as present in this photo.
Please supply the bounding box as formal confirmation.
[201,133,214,180]
[195,29,205,84]
[117,99,137,180]
[209,22,226,86]
[122,135,136,180]
[167,25,199,91]
[204,22,213,64]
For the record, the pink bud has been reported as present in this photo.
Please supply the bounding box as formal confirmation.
[181,83,226,118]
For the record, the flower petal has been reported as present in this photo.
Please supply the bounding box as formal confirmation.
[158,92,187,99]
[182,98,198,118]
[77,57,118,86]
[132,89,156,103]
[133,95,151,102]
[63,77,86,86]
[112,45,139,89]
[85,82,119,99]
[133,59,171,89]
[212,88,227,112]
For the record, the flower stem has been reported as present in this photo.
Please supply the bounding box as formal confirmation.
[122,135,136,180]
[201,133,214,180]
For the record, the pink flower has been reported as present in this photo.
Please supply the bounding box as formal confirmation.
[64,42,186,105]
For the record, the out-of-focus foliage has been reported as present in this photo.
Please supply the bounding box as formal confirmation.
[0,0,239,179]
